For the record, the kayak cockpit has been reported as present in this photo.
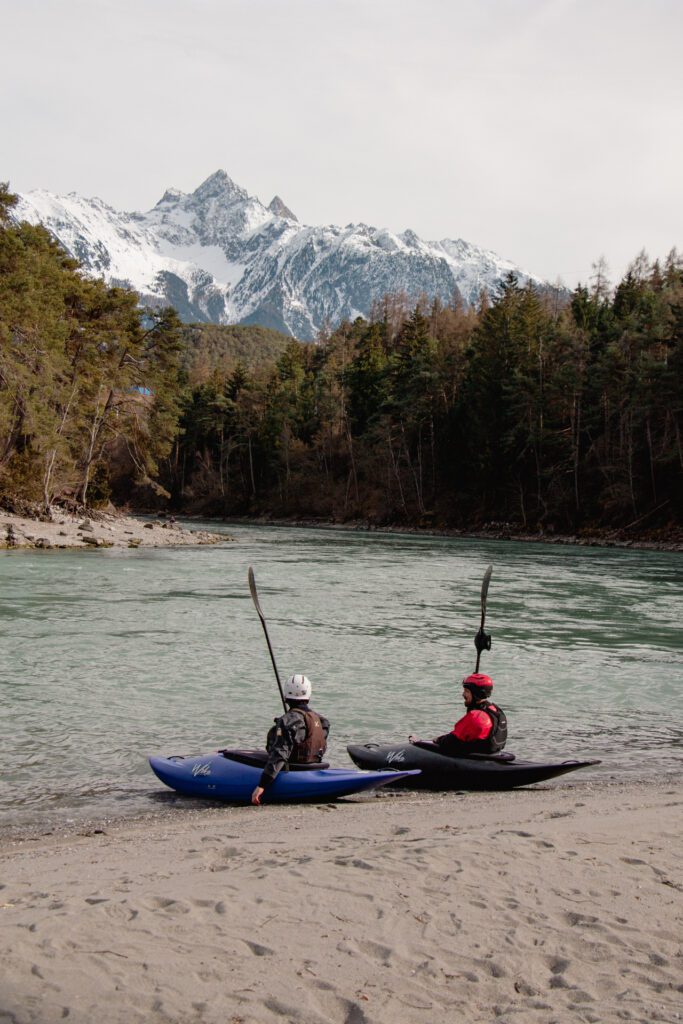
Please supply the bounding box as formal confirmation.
[412,740,516,763]
[218,748,330,771]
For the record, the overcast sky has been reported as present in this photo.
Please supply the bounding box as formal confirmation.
[3,0,681,288]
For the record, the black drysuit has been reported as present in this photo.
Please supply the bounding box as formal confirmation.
[259,702,330,788]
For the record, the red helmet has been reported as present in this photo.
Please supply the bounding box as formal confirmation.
[463,673,493,690]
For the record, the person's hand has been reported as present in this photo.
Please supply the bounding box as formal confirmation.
[251,786,264,806]
[408,735,417,744]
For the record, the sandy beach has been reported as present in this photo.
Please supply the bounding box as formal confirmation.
[1,779,681,1024]
[0,508,226,550]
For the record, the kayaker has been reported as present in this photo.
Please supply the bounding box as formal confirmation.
[251,673,330,805]
[409,672,507,755]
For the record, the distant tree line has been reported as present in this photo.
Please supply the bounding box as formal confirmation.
[170,257,683,534]
[1,183,681,534]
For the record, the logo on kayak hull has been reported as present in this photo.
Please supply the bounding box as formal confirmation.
[386,750,406,764]
[192,762,212,776]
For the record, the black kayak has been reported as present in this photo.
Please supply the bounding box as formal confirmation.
[347,741,601,791]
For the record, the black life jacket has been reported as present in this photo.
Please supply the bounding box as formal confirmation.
[481,703,507,753]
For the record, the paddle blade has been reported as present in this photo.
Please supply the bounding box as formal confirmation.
[248,566,264,619]
[475,564,493,672]
[480,564,493,613]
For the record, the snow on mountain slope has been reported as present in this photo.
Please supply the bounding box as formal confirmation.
[15,170,545,340]
[15,184,237,324]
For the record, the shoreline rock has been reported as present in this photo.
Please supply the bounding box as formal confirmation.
[0,507,228,550]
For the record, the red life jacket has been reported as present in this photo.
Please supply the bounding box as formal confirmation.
[452,703,507,753]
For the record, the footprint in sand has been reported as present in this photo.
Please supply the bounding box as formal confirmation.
[209,847,244,871]
[333,857,376,871]
[219,846,242,859]
[244,939,274,957]
[568,988,596,1004]
[263,996,298,1017]
[565,911,600,928]
[484,959,507,978]
[192,898,227,915]
[549,975,571,989]
[493,829,536,840]
[513,980,538,997]
[103,902,138,923]
[358,939,393,963]
[307,987,370,1024]
[147,896,190,915]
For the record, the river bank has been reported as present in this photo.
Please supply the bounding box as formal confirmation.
[3,503,680,553]
[207,513,683,553]
[0,507,227,550]
[1,778,681,1024]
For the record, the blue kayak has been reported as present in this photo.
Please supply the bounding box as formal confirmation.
[149,748,419,804]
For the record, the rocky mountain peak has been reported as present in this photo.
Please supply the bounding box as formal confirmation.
[268,195,298,222]
[155,187,185,207]
[401,229,420,246]
[191,169,248,205]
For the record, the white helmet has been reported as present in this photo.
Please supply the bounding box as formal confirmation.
[284,673,312,701]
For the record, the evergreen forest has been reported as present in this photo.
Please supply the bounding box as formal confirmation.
[1,184,682,539]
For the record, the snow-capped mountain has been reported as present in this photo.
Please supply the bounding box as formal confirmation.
[15,170,545,340]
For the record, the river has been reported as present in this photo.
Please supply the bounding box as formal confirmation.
[1,523,681,832]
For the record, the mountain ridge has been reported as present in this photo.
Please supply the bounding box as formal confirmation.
[15,170,548,340]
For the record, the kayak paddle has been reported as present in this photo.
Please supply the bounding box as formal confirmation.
[248,566,287,713]
[474,564,493,672]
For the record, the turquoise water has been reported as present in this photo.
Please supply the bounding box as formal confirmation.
[1,523,682,830]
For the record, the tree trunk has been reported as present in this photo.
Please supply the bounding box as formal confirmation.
[573,393,581,513]
[646,417,657,501]
[345,422,359,506]
[387,432,408,516]
[42,381,78,514]
[78,386,114,506]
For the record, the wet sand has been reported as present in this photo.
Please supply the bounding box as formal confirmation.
[1,778,681,1024]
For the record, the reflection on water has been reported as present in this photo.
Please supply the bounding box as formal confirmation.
[1,523,682,829]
